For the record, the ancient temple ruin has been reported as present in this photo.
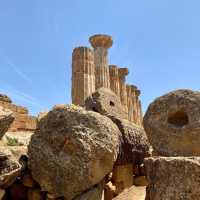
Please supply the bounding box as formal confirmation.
[71,34,143,126]
[0,94,36,132]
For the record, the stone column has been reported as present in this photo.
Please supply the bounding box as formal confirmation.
[126,85,134,122]
[118,68,129,117]
[139,100,143,126]
[89,34,113,90]
[135,89,142,126]
[130,85,138,124]
[71,47,95,106]
[109,65,120,97]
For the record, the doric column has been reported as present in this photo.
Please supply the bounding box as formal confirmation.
[71,47,95,106]
[126,85,134,122]
[130,85,138,124]
[139,100,143,126]
[118,68,129,114]
[109,65,120,97]
[135,89,143,126]
[89,34,113,89]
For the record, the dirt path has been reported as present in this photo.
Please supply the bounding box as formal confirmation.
[113,186,146,200]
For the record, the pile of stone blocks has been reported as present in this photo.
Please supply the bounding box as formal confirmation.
[143,89,200,200]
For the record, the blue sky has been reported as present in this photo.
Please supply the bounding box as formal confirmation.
[0,0,199,116]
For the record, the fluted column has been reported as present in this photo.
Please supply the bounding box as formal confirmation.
[135,89,142,126]
[118,68,129,116]
[139,100,143,126]
[130,85,138,124]
[126,85,134,122]
[89,34,113,89]
[109,65,120,97]
[71,47,95,106]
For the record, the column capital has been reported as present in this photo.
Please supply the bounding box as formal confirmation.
[89,34,113,49]
[118,68,129,78]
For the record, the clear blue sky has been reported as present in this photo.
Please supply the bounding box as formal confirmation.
[0,0,199,116]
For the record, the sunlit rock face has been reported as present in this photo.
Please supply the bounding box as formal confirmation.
[28,105,120,200]
[143,89,200,156]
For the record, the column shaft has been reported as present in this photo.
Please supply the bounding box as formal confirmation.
[71,47,95,106]
[109,65,120,97]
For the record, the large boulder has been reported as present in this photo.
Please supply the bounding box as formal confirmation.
[85,88,128,120]
[28,105,120,199]
[0,106,14,139]
[143,89,200,156]
[111,117,150,166]
[145,157,200,200]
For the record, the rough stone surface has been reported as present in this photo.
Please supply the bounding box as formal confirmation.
[0,94,37,132]
[0,189,5,200]
[0,106,14,139]
[145,156,200,200]
[0,94,12,103]
[0,150,22,188]
[113,186,146,200]
[143,89,200,156]
[112,164,133,194]
[111,117,150,165]
[28,105,120,199]
[85,88,128,120]
[133,176,148,186]
[73,183,103,200]
[72,47,95,106]
[27,189,42,200]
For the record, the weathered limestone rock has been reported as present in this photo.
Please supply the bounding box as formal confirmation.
[89,34,112,89]
[113,186,146,200]
[85,88,128,120]
[37,112,48,122]
[109,65,120,97]
[0,94,12,103]
[133,176,148,186]
[145,157,200,200]
[111,117,150,165]
[104,181,116,200]
[0,151,22,188]
[0,189,5,200]
[112,164,133,194]
[22,173,36,188]
[72,47,95,106]
[74,183,104,200]
[28,105,120,199]
[110,117,150,195]
[143,89,200,156]
[0,106,14,139]
[0,94,36,132]
[28,189,42,200]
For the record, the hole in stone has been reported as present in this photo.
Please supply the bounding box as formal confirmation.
[110,101,115,106]
[167,110,189,128]
[92,107,98,112]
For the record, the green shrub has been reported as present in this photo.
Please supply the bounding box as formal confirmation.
[6,136,19,146]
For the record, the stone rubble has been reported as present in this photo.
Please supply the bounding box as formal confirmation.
[0,35,199,200]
